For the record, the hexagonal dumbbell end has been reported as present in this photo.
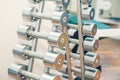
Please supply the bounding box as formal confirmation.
[83,23,97,37]
[12,44,31,59]
[43,52,64,70]
[8,64,27,80]
[55,0,70,8]
[17,25,35,40]
[48,32,67,48]
[22,7,38,22]
[83,37,99,52]
[41,73,61,80]
[28,0,42,4]
[52,11,68,26]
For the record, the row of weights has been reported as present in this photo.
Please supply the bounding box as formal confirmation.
[28,0,92,6]
[18,25,98,52]
[8,0,69,80]
[8,62,100,80]
[22,5,95,24]
[12,43,100,69]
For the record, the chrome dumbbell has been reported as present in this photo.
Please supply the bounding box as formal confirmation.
[8,64,61,80]
[28,0,70,8]
[59,65,101,80]
[81,0,92,4]
[70,52,100,68]
[83,37,98,52]
[17,25,67,48]
[68,23,97,37]
[68,37,98,52]
[68,7,95,20]
[13,44,64,70]
[55,48,100,68]
[55,0,70,8]
[82,7,95,20]
[22,7,68,26]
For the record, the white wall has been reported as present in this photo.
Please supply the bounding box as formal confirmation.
[0,1,28,80]
[0,0,56,80]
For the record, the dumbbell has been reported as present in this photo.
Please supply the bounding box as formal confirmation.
[8,64,61,80]
[59,65,101,80]
[17,25,67,48]
[28,0,70,8]
[55,0,70,8]
[68,22,97,37]
[68,7,95,20]
[22,7,68,26]
[13,44,64,70]
[81,0,92,4]
[56,48,100,68]
[68,28,98,52]
[69,37,98,52]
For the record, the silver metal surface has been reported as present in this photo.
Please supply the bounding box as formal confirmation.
[13,44,64,70]
[12,44,31,60]
[69,37,99,52]
[55,0,70,8]
[67,7,95,20]
[59,65,101,80]
[82,7,95,20]
[22,7,68,26]
[68,23,97,37]
[17,25,67,48]
[83,37,99,52]
[8,64,61,80]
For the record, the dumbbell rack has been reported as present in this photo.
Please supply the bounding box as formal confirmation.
[8,0,101,80]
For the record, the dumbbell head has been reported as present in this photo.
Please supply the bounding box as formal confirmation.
[22,7,38,22]
[82,7,95,20]
[43,52,64,70]
[12,44,31,59]
[8,64,27,80]
[28,0,42,4]
[48,32,67,48]
[85,69,101,80]
[84,52,100,68]
[83,23,97,37]
[52,11,68,26]
[81,0,92,4]
[17,25,35,40]
[41,73,61,80]
[83,37,99,52]
[56,0,70,8]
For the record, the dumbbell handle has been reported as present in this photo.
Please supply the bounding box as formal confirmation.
[22,50,44,59]
[28,30,77,44]
[28,31,48,40]
[31,12,52,20]
[28,30,84,45]
[19,70,41,80]
[69,38,79,44]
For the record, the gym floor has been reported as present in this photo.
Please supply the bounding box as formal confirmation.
[96,38,120,80]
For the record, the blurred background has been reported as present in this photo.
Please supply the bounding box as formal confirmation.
[0,0,120,80]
